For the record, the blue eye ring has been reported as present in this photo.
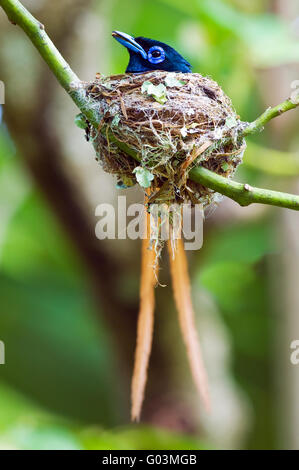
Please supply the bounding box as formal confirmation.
[147,46,165,64]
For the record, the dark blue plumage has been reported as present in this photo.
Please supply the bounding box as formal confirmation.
[112,31,191,73]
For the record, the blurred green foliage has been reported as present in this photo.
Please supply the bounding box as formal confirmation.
[0,0,298,450]
[0,382,206,449]
[0,126,125,426]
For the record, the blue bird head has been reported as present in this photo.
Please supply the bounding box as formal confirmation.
[112,31,191,73]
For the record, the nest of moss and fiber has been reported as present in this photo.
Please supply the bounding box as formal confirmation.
[83,71,246,208]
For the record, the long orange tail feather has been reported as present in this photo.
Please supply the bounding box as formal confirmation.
[131,204,157,421]
[167,238,210,411]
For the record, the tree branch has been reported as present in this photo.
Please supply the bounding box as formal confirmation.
[242,98,299,137]
[104,136,299,211]
[0,0,78,91]
[1,0,299,211]
[0,0,99,126]
[189,166,299,210]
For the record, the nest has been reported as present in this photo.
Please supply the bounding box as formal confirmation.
[84,71,246,208]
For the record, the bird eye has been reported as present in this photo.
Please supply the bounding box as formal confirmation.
[147,46,165,64]
[152,50,161,58]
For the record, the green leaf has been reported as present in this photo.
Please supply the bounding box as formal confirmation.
[165,75,186,88]
[133,166,154,188]
[225,116,237,129]
[141,81,167,105]
[141,81,153,94]
[74,113,86,129]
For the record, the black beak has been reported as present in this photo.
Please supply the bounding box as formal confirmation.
[112,31,147,59]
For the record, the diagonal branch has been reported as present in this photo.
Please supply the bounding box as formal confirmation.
[1,0,299,211]
[0,0,79,91]
[242,98,299,137]
[0,0,99,126]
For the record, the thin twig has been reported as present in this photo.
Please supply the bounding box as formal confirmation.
[242,98,299,137]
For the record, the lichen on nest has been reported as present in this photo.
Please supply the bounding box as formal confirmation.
[83,71,246,208]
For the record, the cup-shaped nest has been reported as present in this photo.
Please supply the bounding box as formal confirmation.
[85,71,246,207]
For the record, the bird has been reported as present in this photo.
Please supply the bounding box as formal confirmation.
[112,31,209,422]
[112,31,191,73]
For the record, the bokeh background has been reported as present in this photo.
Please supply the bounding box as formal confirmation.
[0,0,299,450]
